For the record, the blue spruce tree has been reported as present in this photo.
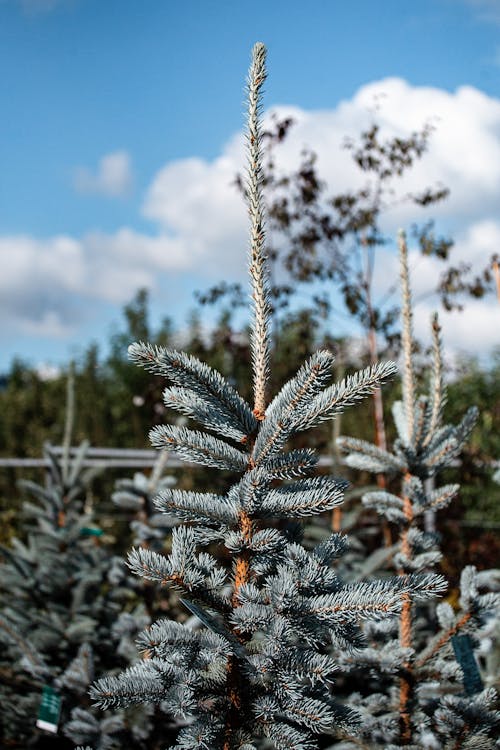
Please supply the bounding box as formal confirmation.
[0,373,155,749]
[112,451,178,562]
[334,232,500,748]
[88,44,445,750]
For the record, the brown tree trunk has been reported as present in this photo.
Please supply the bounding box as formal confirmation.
[398,490,414,744]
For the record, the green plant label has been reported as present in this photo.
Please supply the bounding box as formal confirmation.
[80,526,104,536]
[451,633,483,695]
[36,685,61,733]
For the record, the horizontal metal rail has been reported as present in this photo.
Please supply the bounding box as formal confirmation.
[0,450,334,469]
[0,458,170,468]
[0,449,498,529]
[0,450,498,471]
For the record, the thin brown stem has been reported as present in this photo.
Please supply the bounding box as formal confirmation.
[362,237,391,544]
[367,325,392,546]
[232,510,254,607]
[224,508,255,748]
[331,506,342,533]
[416,611,472,669]
[223,654,244,750]
[493,258,500,303]
[398,480,414,744]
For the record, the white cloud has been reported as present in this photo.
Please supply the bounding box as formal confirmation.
[2,78,500,357]
[433,299,499,356]
[73,151,133,197]
[142,148,248,277]
[423,220,500,356]
[138,77,500,275]
[267,81,500,227]
[0,228,195,330]
[0,234,83,337]
[372,219,499,302]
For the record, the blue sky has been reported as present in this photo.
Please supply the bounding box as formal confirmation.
[1,0,499,370]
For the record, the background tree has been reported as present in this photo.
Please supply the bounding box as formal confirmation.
[0,377,156,749]
[334,233,500,748]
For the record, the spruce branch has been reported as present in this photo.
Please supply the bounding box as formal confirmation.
[259,476,348,518]
[306,580,404,622]
[137,617,235,662]
[296,361,398,432]
[422,406,478,474]
[0,615,48,675]
[257,448,319,479]
[129,342,257,437]
[252,350,335,464]
[423,483,459,512]
[337,436,407,474]
[149,424,249,471]
[422,312,445,447]
[163,386,252,443]
[155,488,240,526]
[246,41,271,419]
[90,661,176,710]
[128,536,229,612]
[415,611,472,670]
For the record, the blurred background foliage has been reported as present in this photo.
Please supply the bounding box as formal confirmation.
[0,115,498,572]
[0,287,498,574]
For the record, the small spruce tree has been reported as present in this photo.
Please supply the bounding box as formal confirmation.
[0,376,154,749]
[334,232,500,748]
[89,44,445,750]
[112,451,178,557]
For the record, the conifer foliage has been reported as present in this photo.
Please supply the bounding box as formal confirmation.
[90,44,445,750]
[0,378,153,749]
[335,233,500,748]
[112,451,178,554]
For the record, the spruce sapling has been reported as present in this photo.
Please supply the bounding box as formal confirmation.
[335,232,500,748]
[90,44,444,750]
[0,373,154,749]
[112,451,178,553]
[112,449,179,612]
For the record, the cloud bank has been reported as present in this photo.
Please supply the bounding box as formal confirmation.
[1,77,499,358]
